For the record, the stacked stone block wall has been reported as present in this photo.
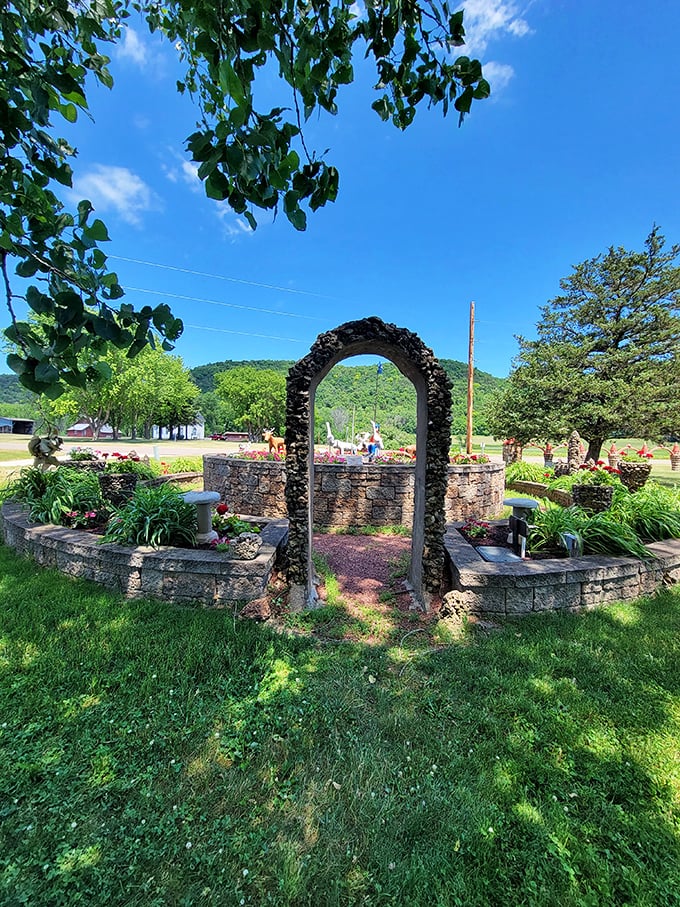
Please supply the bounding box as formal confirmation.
[443,525,680,618]
[1,503,288,607]
[203,457,505,527]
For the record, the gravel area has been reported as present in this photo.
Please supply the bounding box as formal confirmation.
[312,533,412,607]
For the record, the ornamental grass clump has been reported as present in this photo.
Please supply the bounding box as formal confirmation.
[101,484,197,548]
[505,461,550,484]
[612,482,680,542]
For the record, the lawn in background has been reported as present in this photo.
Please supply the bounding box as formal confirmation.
[1,544,679,905]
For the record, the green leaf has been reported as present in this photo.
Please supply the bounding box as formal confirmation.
[6,353,28,376]
[35,360,60,384]
[26,286,53,315]
[60,102,78,123]
[473,79,491,100]
[85,219,110,242]
[219,60,246,106]
[15,259,40,278]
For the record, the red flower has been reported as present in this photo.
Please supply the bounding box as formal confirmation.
[216,503,229,515]
[597,459,605,466]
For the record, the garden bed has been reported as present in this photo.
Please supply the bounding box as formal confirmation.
[0,503,288,607]
[443,522,680,618]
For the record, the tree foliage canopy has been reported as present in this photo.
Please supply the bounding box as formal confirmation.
[487,228,680,459]
[1,0,488,398]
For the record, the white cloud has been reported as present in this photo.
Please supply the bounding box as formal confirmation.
[482,60,515,93]
[116,28,148,67]
[114,27,167,74]
[161,151,202,193]
[215,204,255,241]
[458,1,533,56]
[72,165,159,226]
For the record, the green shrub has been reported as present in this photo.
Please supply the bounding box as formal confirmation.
[163,456,203,474]
[101,484,197,548]
[104,458,158,480]
[505,461,550,484]
[7,467,104,526]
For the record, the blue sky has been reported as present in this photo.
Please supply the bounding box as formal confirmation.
[5,0,680,378]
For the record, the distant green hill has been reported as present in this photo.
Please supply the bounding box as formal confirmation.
[190,360,294,393]
[189,357,504,443]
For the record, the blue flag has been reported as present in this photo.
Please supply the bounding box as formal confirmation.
[376,362,383,375]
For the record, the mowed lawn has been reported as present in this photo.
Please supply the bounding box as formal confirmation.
[1,543,679,906]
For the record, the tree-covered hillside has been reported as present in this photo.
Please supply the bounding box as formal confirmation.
[0,355,504,440]
[190,358,504,442]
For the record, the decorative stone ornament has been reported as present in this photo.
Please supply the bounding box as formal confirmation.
[572,484,614,512]
[182,490,221,544]
[618,462,652,493]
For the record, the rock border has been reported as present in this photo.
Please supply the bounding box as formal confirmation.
[203,457,505,526]
[443,521,680,617]
[1,503,288,607]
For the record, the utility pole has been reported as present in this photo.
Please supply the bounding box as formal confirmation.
[466,301,475,454]
[373,362,382,424]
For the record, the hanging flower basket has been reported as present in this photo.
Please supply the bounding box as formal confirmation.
[98,472,138,507]
[618,461,652,493]
[572,484,614,513]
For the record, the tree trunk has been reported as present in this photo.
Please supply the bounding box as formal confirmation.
[586,438,604,462]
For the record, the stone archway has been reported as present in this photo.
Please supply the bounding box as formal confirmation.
[285,317,452,610]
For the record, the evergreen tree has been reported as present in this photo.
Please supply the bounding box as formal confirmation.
[488,228,680,459]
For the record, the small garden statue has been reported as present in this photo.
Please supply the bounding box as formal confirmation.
[27,432,63,471]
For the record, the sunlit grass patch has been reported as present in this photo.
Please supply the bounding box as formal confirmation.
[1,544,680,904]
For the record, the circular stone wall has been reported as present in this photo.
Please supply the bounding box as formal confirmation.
[203,457,505,527]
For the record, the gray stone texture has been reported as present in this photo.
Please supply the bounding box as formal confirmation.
[204,458,505,529]
[0,503,288,608]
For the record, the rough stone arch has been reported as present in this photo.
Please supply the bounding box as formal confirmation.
[285,317,452,610]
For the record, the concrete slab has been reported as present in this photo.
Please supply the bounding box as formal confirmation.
[478,546,523,564]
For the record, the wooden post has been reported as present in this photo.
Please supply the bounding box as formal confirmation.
[466,301,475,454]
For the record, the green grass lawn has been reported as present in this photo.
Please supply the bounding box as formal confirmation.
[1,543,679,906]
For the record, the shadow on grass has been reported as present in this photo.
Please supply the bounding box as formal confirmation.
[0,544,679,905]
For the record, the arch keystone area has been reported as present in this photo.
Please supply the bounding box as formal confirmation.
[284,316,452,611]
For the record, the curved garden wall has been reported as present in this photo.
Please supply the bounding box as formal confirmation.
[0,503,288,607]
[203,457,506,527]
[443,523,680,617]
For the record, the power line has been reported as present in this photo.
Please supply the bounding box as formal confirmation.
[184,323,306,343]
[125,286,324,321]
[110,254,335,300]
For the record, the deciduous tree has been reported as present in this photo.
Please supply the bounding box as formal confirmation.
[1,0,488,396]
[215,366,286,438]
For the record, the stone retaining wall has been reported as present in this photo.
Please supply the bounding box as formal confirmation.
[203,457,505,527]
[1,503,288,607]
[507,480,573,507]
[443,522,680,618]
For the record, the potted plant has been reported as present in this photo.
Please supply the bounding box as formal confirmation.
[571,463,621,512]
[618,449,654,492]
